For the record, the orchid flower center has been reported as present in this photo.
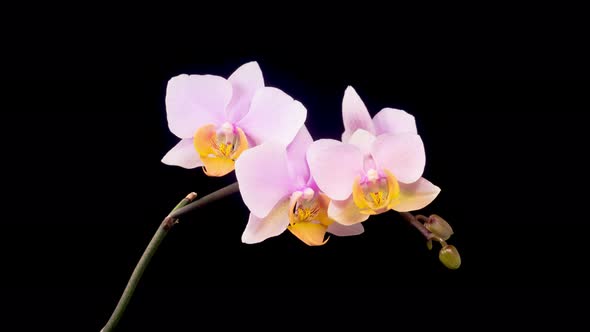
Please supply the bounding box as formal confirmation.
[193,123,250,177]
[352,168,400,215]
[289,189,321,225]
[209,122,243,160]
[287,189,332,246]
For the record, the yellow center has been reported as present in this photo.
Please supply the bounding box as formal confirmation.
[214,141,234,158]
[293,206,320,224]
[352,169,400,215]
[193,124,249,177]
[287,192,333,246]
[369,191,385,206]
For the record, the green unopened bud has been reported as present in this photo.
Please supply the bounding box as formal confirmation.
[425,214,454,240]
[439,245,461,269]
[426,239,433,250]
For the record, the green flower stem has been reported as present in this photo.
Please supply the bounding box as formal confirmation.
[101,182,240,332]
[168,182,239,219]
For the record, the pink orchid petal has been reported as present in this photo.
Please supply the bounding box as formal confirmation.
[161,139,203,169]
[392,177,441,212]
[235,142,294,218]
[327,221,365,237]
[237,87,307,146]
[342,86,375,142]
[241,200,290,244]
[327,197,370,225]
[165,74,232,139]
[286,126,314,188]
[371,133,426,183]
[347,129,376,156]
[307,139,364,200]
[226,62,264,122]
[373,108,418,136]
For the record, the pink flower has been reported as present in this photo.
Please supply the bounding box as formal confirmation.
[307,86,441,225]
[162,62,307,177]
[235,127,364,246]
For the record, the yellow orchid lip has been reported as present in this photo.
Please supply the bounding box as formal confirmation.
[193,123,249,177]
[287,190,333,246]
[288,222,329,246]
[352,169,400,215]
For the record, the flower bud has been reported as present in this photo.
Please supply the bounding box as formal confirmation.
[424,214,454,240]
[439,245,461,269]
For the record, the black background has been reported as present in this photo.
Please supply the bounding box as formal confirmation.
[2,8,589,331]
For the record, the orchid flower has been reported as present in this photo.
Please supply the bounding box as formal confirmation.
[307,86,441,225]
[162,61,307,176]
[235,127,364,246]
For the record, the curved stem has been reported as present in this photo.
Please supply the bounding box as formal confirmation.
[415,214,429,224]
[169,182,239,219]
[101,182,239,332]
[397,211,434,240]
